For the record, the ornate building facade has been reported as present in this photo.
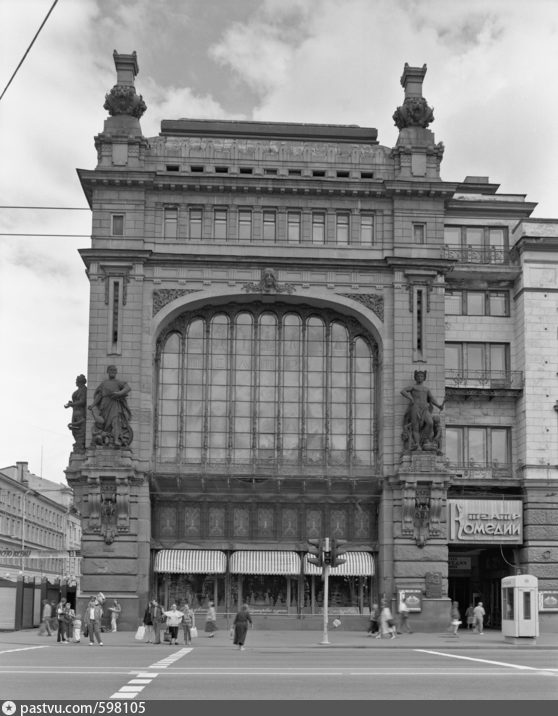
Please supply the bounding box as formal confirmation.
[66,53,558,631]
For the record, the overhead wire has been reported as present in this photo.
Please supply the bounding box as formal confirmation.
[0,0,60,103]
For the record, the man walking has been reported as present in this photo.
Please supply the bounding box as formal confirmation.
[39,599,52,636]
[473,601,486,634]
[84,596,104,646]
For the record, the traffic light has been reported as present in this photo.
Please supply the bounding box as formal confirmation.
[307,538,323,567]
[331,539,348,567]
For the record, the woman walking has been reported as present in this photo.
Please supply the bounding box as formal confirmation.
[204,601,217,638]
[232,604,252,651]
[449,600,461,636]
[143,601,154,643]
[377,600,396,639]
[181,603,194,645]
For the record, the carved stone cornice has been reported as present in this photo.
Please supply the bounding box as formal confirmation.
[153,288,200,316]
[337,293,384,321]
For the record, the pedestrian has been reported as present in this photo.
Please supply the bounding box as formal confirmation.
[39,599,52,636]
[49,601,57,633]
[232,603,253,651]
[377,600,396,639]
[109,599,121,632]
[73,613,82,643]
[143,601,154,643]
[204,600,217,638]
[162,603,184,646]
[449,600,461,636]
[64,604,75,640]
[181,603,194,645]
[398,599,413,634]
[473,601,486,634]
[367,603,379,636]
[465,603,475,630]
[150,599,164,644]
[56,598,69,643]
[83,596,104,646]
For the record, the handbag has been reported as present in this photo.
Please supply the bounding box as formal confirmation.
[135,625,145,641]
[190,626,198,638]
[387,619,395,627]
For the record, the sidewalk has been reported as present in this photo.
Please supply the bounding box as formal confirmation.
[2,628,557,650]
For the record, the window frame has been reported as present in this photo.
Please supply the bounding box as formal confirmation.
[188,208,203,240]
[445,289,510,317]
[213,208,228,240]
[111,214,125,236]
[312,212,326,244]
[445,425,511,467]
[163,206,178,240]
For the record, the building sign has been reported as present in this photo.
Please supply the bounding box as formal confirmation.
[539,591,558,612]
[448,555,471,572]
[398,589,422,612]
[447,499,523,544]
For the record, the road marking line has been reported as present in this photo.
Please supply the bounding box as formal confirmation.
[0,647,48,655]
[416,649,555,673]
[110,647,191,698]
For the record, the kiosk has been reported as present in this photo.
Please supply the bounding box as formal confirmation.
[501,574,539,644]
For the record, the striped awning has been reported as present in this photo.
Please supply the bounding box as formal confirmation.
[154,550,227,574]
[303,551,374,576]
[229,551,301,575]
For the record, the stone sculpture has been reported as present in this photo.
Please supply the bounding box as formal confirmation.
[400,370,444,452]
[89,365,133,447]
[65,374,87,453]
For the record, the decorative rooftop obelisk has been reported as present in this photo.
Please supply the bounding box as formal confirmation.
[391,63,444,180]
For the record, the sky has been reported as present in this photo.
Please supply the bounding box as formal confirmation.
[1,0,558,484]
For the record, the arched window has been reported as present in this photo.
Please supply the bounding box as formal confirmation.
[155,305,378,469]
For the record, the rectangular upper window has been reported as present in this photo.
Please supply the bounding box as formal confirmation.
[238,210,252,241]
[336,213,349,245]
[444,225,509,264]
[446,426,510,467]
[239,167,253,175]
[111,214,124,236]
[287,212,301,243]
[164,207,178,239]
[360,214,374,245]
[445,342,509,373]
[214,209,227,240]
[189,208,202,240]
[312,213,325,244]
[263,211,276,242]
[413,223,425,244]
[445,289,510,317]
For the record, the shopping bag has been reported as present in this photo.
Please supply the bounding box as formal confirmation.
[190,626,198,638]
[135,625,145,641]
[229,627,234,638]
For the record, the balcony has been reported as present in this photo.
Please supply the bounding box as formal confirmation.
[445,369,524,399]
[442,244,510,265]
[449,463,515,481]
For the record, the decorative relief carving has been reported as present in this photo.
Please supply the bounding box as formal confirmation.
[153,288,199,316]
[242,268,295,295]
[393,96,434,129]
[104,85,147,119]
[338,293,384,321]
[399,480,447,548]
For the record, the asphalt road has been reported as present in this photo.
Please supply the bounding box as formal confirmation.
[0,631,557,702]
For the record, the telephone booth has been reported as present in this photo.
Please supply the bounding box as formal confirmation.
[501,574,539,641]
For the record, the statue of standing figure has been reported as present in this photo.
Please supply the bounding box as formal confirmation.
[401,370,444,453]
[89,365,133,447]
[65,374,87,453]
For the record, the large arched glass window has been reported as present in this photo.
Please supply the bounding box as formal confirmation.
[155,305,378,468]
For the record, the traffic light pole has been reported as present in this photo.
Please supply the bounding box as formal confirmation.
[320,563,330,645]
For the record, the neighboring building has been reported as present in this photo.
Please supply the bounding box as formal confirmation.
[0,461,81,629]
[66,53,558,631]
